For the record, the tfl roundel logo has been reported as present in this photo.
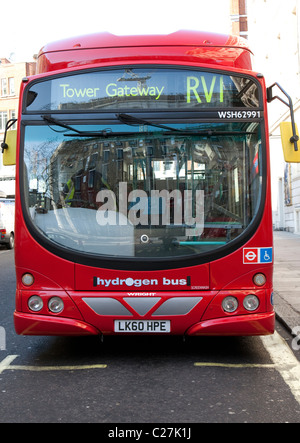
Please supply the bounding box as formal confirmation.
[243,247,273,264]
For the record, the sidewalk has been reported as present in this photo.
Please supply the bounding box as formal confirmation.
[273,231,300,334]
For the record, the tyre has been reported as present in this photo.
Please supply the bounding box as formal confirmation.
[6,233,14,249]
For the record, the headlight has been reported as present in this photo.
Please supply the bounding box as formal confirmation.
[243,295,260,311]
[222,296,238,313]
[48,297,64,314]
[28,295,43,312]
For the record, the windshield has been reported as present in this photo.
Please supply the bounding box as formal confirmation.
[22,121,262,260]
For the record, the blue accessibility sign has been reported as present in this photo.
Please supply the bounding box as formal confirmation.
[259,247,273,263]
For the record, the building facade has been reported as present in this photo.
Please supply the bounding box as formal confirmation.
[0,59,35,196]
[230,0,248,38]
[232,0,300,234]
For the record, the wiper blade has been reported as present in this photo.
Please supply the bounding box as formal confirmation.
[43,113,181,136]
[42,115,256,139]
[42,115,113,137]
[116,114,255,136]
[64,131,139,137]
[116,113,183,132]
[42,115,83,134]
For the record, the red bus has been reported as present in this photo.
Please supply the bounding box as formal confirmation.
[2,31,299,336]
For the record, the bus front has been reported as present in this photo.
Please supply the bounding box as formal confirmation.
[14,55,274,336]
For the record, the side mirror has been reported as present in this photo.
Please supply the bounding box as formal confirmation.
[1,119,17,166]
[280,122,300,163]
[267,83,299,162]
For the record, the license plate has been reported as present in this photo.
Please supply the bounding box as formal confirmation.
[114,320,171,333]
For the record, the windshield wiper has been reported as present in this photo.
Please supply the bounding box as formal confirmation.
[42,115,150,138]
[42,114,256,139]
[42,115,117,137]
[116,114,255,137]
[42,115,83,134]
[44,113,182,135]
[116,113,184,132]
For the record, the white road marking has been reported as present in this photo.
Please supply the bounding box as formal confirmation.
[261,331,300,405]
[0,355,18,374]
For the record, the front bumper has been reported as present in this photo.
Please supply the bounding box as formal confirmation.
[14,310,275,336]
[14,311,100,336]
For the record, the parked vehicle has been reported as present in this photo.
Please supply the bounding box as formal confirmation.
[0,199,15,249]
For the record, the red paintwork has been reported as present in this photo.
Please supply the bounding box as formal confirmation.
[186,312,275,336]
[36,30,253,74]
[14,312,99,336]
[14,31,275,336]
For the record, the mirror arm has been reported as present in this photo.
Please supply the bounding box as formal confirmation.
[1,119,17,153]
[267,82,299,151]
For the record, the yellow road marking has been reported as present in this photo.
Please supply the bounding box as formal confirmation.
[195,332,300,406]
[2,329,299,411]
[0,357,276,372]
[9,364,107,371]
[194,362,276,368]
[0,355,106,373]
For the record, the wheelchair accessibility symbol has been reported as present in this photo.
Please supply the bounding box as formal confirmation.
[260,248,273,263]
[243,247,273,264]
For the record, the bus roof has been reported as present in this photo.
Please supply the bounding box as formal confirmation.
[37,30,253,74]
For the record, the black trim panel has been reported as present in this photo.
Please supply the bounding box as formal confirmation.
[19,65,267,271]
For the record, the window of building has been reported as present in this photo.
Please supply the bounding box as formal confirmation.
[0,111,8,131]
[291,162,300,178]
[295,208,300,234]
[1,78,7,96]
[9,110,17,129]
[8,78,15,95]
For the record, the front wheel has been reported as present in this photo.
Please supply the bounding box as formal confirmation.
[6,233,14,249]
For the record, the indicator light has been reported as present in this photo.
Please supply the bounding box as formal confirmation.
[253,273,266,286]
[22,273,34,286]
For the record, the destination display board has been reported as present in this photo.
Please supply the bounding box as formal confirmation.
[25,67,260,112]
